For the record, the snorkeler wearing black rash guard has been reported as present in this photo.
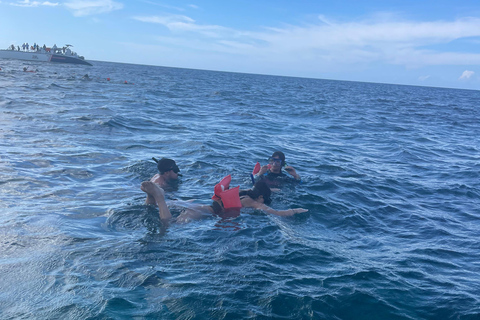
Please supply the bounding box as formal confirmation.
[254,151,300,187]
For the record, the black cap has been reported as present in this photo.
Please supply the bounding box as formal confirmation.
[155,158,181,175]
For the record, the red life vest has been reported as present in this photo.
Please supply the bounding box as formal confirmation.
[252,162,261,175]
[211,175,242,209]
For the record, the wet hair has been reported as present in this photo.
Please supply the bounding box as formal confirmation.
[156,158,180,175]
[240,180,272,205]
[271,151,286,166]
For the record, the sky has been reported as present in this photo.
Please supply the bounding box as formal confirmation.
[1,0,480,90]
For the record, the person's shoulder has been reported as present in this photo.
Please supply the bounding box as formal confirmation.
[150,174,164,185]
[240,195,257,208]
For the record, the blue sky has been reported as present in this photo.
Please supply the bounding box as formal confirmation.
[1,0,480,89]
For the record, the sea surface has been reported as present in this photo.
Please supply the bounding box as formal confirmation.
[1,59,479,320]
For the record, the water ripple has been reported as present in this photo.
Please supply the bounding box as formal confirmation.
[1,60,479,319]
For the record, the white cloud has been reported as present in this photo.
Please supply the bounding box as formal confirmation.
[459,70,474,80]
[133,14,233,38]
[9,0,58,6]
[133,14,480,70]
[133,14,195,26]
[139,0,184,11]
[64,0,123,16]
[318,14,334,26]
[418,75,430,81]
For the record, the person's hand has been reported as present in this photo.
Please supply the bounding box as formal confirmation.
[257,165,269,176]
[285,166,300,180]
[290,208,308,215]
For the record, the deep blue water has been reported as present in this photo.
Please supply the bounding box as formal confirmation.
[1,59,479,319]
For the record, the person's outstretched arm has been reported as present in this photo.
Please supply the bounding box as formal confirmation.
[259,204,307,216]
[242,197,307,216]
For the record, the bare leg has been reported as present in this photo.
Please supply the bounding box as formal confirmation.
[176,205,214,223]
[141,181,172,220]
[144,192,156,205]
[144,175,163,205]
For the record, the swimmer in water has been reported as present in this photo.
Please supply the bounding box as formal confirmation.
[140,180,308,223]
[254,151,300,187]
[143,158,181,205]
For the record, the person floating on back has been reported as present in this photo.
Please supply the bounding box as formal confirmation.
[140,177,307,223]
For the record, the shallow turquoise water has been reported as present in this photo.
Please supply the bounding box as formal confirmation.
[1,59,479,319]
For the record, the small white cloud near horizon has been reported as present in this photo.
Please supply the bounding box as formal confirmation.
[459,70,474,80]
[133,14,232,38]
[64,0,123,17]
[9,0,58,6]
[418,75,430,81]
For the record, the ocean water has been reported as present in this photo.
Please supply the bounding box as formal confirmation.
[1,59,479,320]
